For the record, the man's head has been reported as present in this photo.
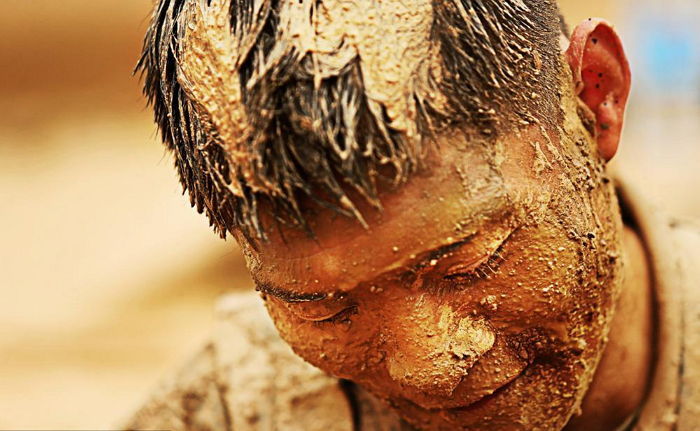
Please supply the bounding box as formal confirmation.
[140,1,631,429]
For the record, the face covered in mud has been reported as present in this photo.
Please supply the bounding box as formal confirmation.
[236,107,625,430]
[232,13,631,428]
[142,0,630,427]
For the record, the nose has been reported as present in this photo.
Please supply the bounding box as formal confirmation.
[386,302,495,398]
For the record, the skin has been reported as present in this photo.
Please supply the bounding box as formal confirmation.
[565,226,653,430]
[566,19,631,161]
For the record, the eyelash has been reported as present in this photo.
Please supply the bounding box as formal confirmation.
[443,248,506,283]
[312,305,358,325]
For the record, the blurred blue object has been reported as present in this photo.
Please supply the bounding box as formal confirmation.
[625,2,700,105]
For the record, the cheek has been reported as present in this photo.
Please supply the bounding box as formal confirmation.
[463,227,598,338]
[263,299,381,379]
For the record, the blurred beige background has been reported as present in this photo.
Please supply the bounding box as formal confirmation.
[0,0,697,428]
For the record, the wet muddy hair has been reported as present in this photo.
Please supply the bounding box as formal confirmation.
[138,0,563,239]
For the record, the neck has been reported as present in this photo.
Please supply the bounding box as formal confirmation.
[565,226,655,430]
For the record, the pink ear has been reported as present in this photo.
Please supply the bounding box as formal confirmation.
[566,19,631,161]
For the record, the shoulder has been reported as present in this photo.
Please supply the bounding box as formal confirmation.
[669,218,700,430]
[124,342,232,431]
[669,217,700,263]
[614,179,700,430]
[124,292,354,431]
[668,217,700,305]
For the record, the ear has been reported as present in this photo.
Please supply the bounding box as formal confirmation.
[566,19,631,161]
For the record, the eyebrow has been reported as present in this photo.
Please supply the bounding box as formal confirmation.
[255,282,330,303]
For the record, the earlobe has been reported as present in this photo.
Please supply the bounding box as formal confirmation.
[566,19,631,161]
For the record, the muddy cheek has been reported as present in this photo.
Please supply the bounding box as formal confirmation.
[264,300,380,380]
[468,226,584,336]
[262,301,331,367]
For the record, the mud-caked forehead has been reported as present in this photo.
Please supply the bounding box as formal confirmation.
[139,0,562,238]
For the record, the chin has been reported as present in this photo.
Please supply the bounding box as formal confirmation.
[379,363,584,431]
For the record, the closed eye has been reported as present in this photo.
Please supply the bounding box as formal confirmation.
[312,305,358,324]
[443,246,506,283]
[280,297,358,323]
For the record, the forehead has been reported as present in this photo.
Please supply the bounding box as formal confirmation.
[241,139,520,294]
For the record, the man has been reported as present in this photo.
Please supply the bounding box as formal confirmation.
[127,0,699,429]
